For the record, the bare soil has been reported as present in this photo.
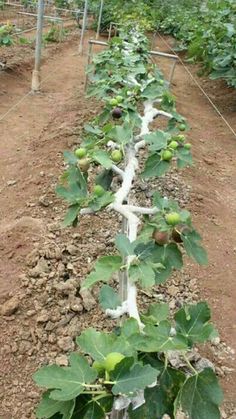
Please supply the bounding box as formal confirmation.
[0,31,235,418]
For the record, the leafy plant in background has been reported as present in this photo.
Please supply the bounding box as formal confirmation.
[43,24,66,43]
[0,23,14,46]
[91,0,155,32]
[0,0,5,10]
[152,0,236,87]
[54,0,70,10]
[91,0,236,87]
[33,27,223,418]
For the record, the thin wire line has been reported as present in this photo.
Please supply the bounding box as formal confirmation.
[0,49,80,123]
[0,90,32,122]
[156,32,236,139]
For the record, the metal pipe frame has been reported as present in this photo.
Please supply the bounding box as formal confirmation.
[17,11,63,21]
[12,25,37,36]
[108,21,123,41]
[85,39,179,87]
[88,39,178,59]
[4,2,22,7]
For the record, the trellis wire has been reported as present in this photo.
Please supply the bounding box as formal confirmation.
[155,32,236,139]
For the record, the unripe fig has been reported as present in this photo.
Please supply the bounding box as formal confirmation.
[75,148,87,158]
[93,185,105,197]
[165,212,181,226]
[112,107,122,119]
[152,230,169,245]
[169,140,179,150]
[161,150,173,161]
[184,143,192,150]
[110,98,118,107]
[78,158,90,173]
[177,135,185,142]
[179,123,186,131]
[116,95,123,103]
[111,149,123,163]
[104,352,125,372]
[92,361,105,373]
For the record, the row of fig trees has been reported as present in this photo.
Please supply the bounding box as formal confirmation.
[33,27,223,418]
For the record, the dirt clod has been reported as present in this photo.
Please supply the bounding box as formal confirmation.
[1,296,20,316]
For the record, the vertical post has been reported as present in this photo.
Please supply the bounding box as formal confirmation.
[84,41,92,91]
[59,20,64,42]
[78,0,88,55]
[169,59,177,85]
[96,0,103,39]
[31,0,45,92]
[108,22,111,41]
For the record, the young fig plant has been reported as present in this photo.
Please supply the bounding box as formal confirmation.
[34,27,222,419]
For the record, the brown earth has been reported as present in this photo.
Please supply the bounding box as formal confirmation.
[0,30,235,418]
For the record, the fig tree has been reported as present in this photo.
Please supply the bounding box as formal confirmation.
[112,107,122,119]
[104,352,125,372]
[165,212,181,226]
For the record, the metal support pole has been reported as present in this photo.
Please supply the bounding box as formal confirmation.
[59,21,64,42]
[169,59,177,85]
[84,41,93,91]
[31,0,45,92]
[151,30,158,50]
[96,0,103,39]
[78,0,88,55]
[108,21,112,41]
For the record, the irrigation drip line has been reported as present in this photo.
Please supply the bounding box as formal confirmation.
[156,32,236,139]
